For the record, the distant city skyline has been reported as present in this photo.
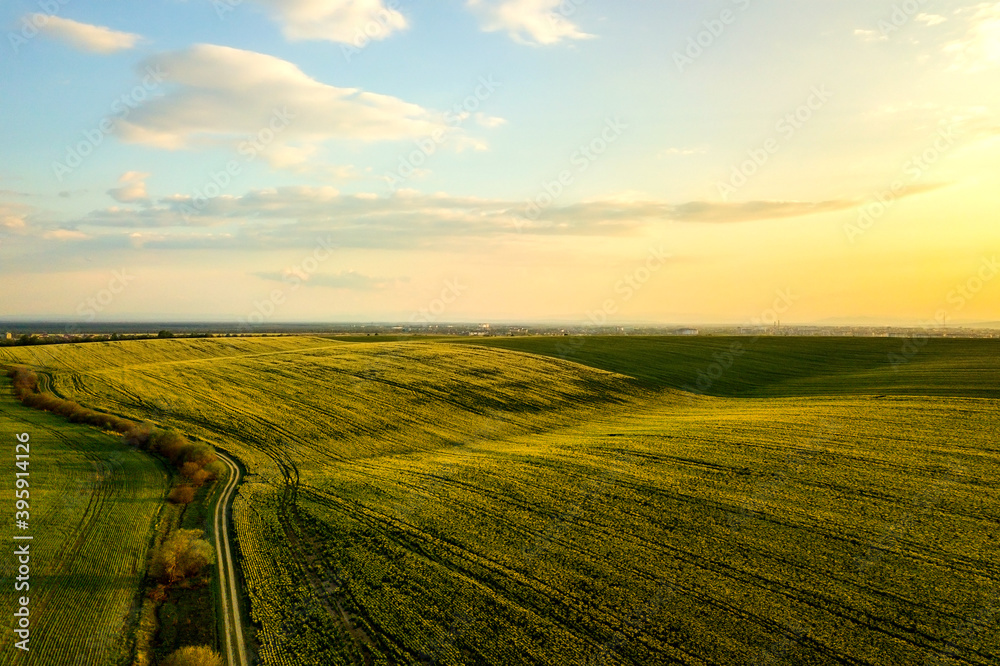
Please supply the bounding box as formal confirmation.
[1,1,998,325]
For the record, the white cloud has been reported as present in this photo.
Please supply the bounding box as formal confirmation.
[250,0,407,44]
[944,2,1000,71]
[33,15,141,53]
[262,144,320,170]
[466,0,593,45]
[117,45,457,170]
[107,172,152,205]
[475,112,507,129]
[854,28,888,43]
[915,13,947,27]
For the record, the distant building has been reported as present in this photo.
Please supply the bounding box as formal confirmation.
[675,328,699,336]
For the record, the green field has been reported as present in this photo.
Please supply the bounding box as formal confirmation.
[443,335,1000,398]
[0,376,168,666]
[1,336,998,665]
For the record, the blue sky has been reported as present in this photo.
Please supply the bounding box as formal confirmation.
[1,1,998,324]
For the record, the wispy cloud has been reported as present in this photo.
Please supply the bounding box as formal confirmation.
[41,229,89,241]
[915,13,947,27]
[255,269,407,290]
[42,183,947,253]
[944,2,1000,71]
[32,15,142,53]
[869,102,1000,141]
[466,0,593,45]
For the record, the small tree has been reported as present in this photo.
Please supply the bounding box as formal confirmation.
[203,460,225,481]
[180,461,202,479]
[189,468,211,487]
[168,485,196,504]
[159,645,223,666]
[150,529,213,583]
[158,330,174,339]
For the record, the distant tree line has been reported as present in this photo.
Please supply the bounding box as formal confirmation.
[0,331,227,347]
[0,331,294,348]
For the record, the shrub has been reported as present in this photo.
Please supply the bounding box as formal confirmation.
[159,645,223,666]
[66,403,91,423]
[156,431,191,463]
[168,485,196,505]
[125,422,155,449]
[180,461,201,479]
[189,469,211,487]
[182,443,216,467]
[181,462,211,487]
[8,366,39,400]
[202,460,225,481]
[106,415,133,433]
[149,529,213,583]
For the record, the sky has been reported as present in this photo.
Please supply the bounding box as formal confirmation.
[0,0,998,326]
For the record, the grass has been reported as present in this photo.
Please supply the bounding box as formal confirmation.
[1,336,998,664]
[441,335,1000,398]
[0,376,168,666]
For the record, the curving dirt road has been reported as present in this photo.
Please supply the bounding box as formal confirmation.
[213,450,250,666]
